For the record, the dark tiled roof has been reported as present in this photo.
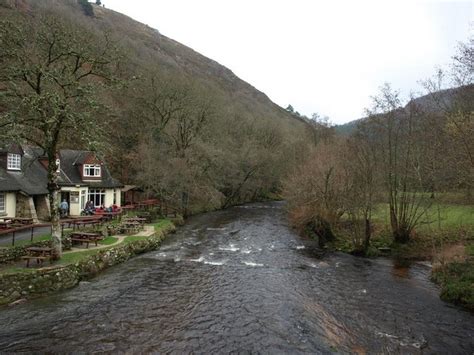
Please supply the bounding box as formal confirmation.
[0,147,49,195]
[0,147,122,194]
[58,150,123,189]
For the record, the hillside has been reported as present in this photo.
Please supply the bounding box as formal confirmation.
[0,0,315,213]
[334,85,473,135]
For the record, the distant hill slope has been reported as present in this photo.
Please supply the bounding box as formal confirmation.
[0,0,308,130]
[334,85,473,135]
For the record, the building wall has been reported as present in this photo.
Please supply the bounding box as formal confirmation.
[60,187,82,216]
[0,192,17,218]
[116,189,122,206]
[35,195,50,221]
[105,188,121,207]
[59,187,122,216]
[15,193,34,219]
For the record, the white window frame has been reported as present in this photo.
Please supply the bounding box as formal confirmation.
[80,190,86,210]
[88,189,106,207]
[7,154,21,171]
[83,164,101,177]
[0,193,5,213]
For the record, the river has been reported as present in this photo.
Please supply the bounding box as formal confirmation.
[0,202,472,353]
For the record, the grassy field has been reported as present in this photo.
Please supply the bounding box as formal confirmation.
[365,200,473,310]
[371,203,474,231]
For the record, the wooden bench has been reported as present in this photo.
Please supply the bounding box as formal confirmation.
[12,217,34,225]
[72,219,101,230]
[23,247,54,267]
[120,221,142,234]
[70,232,103,248]
[21,255,49,267]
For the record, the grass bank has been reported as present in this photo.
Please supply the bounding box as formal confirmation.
[331,201,474,310]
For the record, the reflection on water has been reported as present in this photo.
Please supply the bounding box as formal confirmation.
[0,202,472,353]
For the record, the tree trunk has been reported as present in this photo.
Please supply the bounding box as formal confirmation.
[393,228,410,244]
[311,217,335,248]
[363,218,371,253]
[47,151,62,258]
[49,188,62,257]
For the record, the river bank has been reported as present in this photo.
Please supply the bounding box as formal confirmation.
[0,220,177,306]
[329,219,474,311]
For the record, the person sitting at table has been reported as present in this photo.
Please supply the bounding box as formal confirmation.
[84,200,95,215]
[95,204,105,214]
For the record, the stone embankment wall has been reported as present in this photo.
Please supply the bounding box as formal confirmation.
[0,224,175,306]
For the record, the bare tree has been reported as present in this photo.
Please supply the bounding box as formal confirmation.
[344,125,378,254]
[0,12,122,256]
[365,84,431,243]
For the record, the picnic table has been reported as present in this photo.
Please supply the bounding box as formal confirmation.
[0,220,12,229]
[121,220,142,234]
[71,219,101,230]
[136,212,151,222]
[124,217,147,225]
[96,211,122,222]
[12,217,34,225]
[70,231,103,248]
[22,246,55,267]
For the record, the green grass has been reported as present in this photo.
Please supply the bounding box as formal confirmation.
[57,248,109,265]
[123,236,147,244]
[371,203,474,231]
[98,236,118,245]
[10,234,52,248]
[153,219,172,230]
[0,266,38,275]
[466,243,474,257]
[432,258,474,311]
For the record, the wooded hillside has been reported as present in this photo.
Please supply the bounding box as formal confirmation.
[0,0,317,213]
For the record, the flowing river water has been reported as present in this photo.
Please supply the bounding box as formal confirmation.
[0,202,473,353]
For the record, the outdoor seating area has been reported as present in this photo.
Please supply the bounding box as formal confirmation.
[107,215,148,235]
[70,231,104,249]
[121,199,160,211]
[22,246,55,267]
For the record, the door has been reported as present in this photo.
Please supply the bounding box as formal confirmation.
[60,192,70,216]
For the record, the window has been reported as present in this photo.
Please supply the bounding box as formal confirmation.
[88,189,105,207]
[7,154,21,170]
[0,193,5,213]
[83,164,101,177]
[80,190,86,210]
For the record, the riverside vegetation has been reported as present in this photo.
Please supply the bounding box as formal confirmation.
[283,38,473,309]
[0,0,472,310]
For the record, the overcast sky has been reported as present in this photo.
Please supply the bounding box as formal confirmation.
[105,0,472,124]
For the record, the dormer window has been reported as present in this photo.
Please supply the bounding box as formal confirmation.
[83,164,101,177]
[7,153,21,171]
